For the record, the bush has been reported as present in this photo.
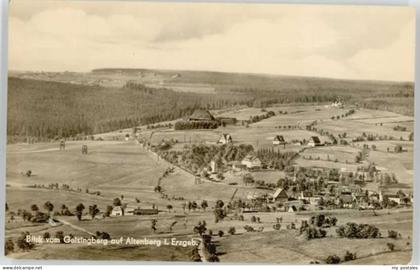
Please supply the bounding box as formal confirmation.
[244,225,255,232]
[30,211,49,223]
[394,145,403,153]
[344,251,357,261]
[218,230,224,237]
[228,227,236,235]
[325,255,341,264]
[305,226,327,240]
[96,231,111,240]
[388,230,399,239]
[55,231,65,243]
[190,248,201,262]
[310,215,337,227]
[5,239,15,255]
[387,242,395,251]
[336,223,380,239]
[16,232,35,250]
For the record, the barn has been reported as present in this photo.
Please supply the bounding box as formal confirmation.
[271,188,289,203]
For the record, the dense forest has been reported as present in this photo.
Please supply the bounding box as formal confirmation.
[7,73,414,142]
[7,78,253,142]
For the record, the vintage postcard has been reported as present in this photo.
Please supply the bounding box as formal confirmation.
[5,0,415,264]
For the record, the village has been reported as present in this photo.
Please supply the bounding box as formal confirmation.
[5,97,414,265]
[129,105,413,215]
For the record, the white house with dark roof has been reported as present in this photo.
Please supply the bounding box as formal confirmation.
[308,136,322,147]
[273,135,286,147]
[241,154,262,170]
[218,133,233,145]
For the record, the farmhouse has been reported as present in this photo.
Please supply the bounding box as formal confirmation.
[309,196,322,205]
[188,109,215,122]
[337,192,355,208]
[175,109,219,130]
[111,206,123,217]
[230,161,247,171]
[241,154,262,170]
[298,191,313,202]
[218,133,233,145]
[273,135,286,148]
[271,188,289,203]
[379,191,409,205]
[308,136,323,147]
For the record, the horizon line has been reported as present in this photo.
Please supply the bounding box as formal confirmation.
[8,67,414,85]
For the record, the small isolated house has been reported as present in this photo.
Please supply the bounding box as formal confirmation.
[308,136,322,147]
[231,161,247,171]
[331,101,343,108]
[241,154,262,170]
[337,192,355,208]
[273,135,286,148]
[111,206,123,217]
[218,134,233,145]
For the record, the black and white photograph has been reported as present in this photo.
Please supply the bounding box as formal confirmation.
[3,0,416,265]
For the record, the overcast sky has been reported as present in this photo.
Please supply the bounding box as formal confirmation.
[9,1,415,81]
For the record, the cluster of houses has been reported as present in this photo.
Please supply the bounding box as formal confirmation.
[216,133,323,148]
[268,185,412,212]
[209,154,262,174]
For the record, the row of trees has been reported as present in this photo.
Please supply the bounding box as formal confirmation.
[330,109,356,120]
[174,120,219,130]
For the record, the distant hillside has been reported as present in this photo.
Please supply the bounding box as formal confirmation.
[91,68,414,112]
[92,68,413,93]
[7,69,414,142]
